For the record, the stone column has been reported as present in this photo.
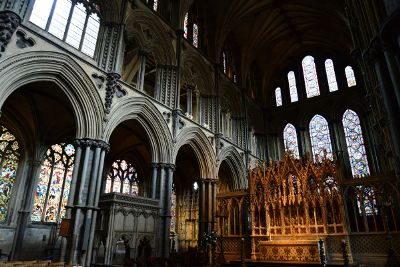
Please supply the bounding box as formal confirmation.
[186,84,193,116]
[383,45,400,109]
[151,163,159,199]
[298,127,312,158]
[160,164,175,257]
[199,179,207,244]
[365,40,400,170]
[136,50,147,91]
[66,138,109,266]
[11,159,42,259]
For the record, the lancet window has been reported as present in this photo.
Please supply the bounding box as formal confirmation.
[325,59,338,92]
[342,109,370,178]
[193,23,199,48]
[0,126,20,222]
[345,66,357,87]
[275,87,282,107]
[287,71,298,102]
[302,55,320,98]
[283,123,300,159]
[30,0,100,57]
[104,160,138,195]
[309,115,333,161]
[31,143,75,223]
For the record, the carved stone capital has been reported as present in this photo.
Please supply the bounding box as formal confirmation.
[165,163,175,171]
[73,138,110,151]
[363,37,383,63]
[0,10,20,55]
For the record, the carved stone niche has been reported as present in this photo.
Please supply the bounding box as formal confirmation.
[0,11,20,54]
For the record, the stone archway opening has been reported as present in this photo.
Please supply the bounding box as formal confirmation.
[1,81,78,260]
[171,144,201,253]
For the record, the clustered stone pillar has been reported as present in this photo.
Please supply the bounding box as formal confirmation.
[62,138,109,266]
[198,179,218,242]
[149,163,175,257]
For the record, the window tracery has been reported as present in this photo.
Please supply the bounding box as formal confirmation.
[31,143,75,223]
[342,109,370,178]
[309,115,333,162]
[193,23,198,48]
[105,159,138,195]
[283,123,300,159]
[325,59,338,92]
[0,126,20,222]
[30,0,100,57]
[302,56,320,98]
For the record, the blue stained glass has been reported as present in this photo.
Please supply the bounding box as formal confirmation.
[283,123,300,159]
[343,109,370,178]
[309,115,333,162]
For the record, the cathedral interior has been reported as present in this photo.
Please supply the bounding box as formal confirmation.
[0,0,399,266]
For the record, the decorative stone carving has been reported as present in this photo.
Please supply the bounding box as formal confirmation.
[163,111,171,123]
[0,11,20,56]
[73,138,110,151]
[105,72,121,114]
[92,73,105,89]
[15,30,34,49]
[114,84,127,98]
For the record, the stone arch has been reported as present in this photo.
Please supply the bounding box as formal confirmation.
[181,50,214,94]
[0,51,104,139]
[218,146,246,190]
[103,97,173,164]
[174,127,216,179]
[125,10,175,65]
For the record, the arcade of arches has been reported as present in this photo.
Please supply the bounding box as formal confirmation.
[0,0,399,266]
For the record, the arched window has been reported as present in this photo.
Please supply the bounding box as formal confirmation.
[325,59,338,92]
[31,143,75,223]
[342,109,370,177]
[275,87,282,107]
[105,160,138,195]
[193,23,199,48]
[345,66,357,87]
[0,126,20,222]
[153,0,158,11]
[183,12,189,39]
[29,0,100,57]
[287,71,298,102]
[309,115,333,161]
[222,51,227,74]
[302,56,320,98]
[283,123,300,159]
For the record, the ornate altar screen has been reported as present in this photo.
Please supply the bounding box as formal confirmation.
[248,155,344,263]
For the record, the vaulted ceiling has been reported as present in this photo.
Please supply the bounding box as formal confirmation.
[194,0,352,103]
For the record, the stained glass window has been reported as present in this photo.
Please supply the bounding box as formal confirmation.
[153,0,158,11]
[345,66,356,87]
[342,109,370,178]
[302,56,320,98]
[183,13,189,39]
[287,71,298,102]
[31,143,75,223]
[30,0,100,57]
[309,114,333,162]
[357,186,378,216]
[275,87,282,107]
[222,51,227,74]
[193,23,199,48]
[0,126,20,222]
[325,59,338,92]
[105,160,138,196]
[283,123,300,159]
